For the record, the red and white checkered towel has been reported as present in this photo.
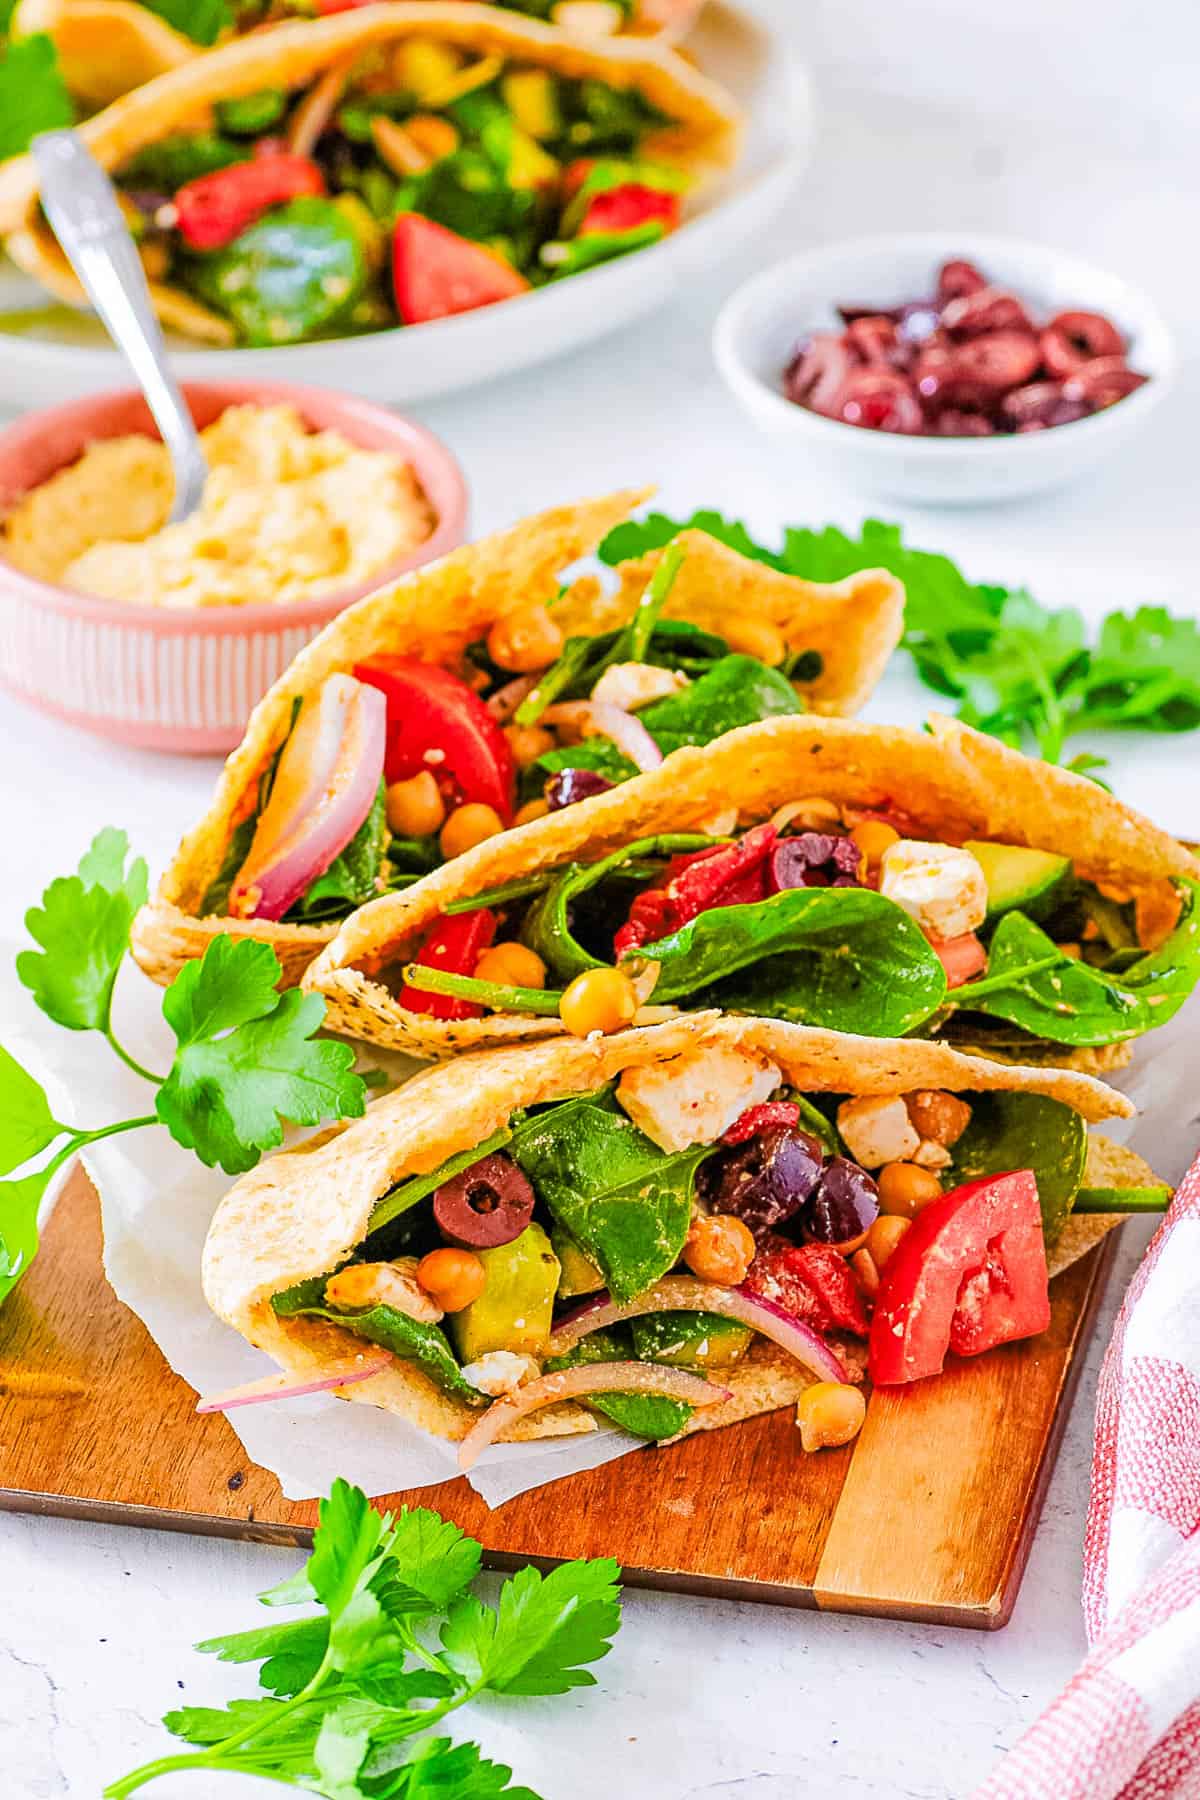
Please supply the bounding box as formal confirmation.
[974,1151,1200,1800]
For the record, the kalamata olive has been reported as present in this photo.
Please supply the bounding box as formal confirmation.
[432,1152,535,1248]
[913,344,994,415]
[545,767,615,812]
[945,330,1041,393]
[1063,357,1148,409]
[834,368,924,434]
[1039,309,1124,378]
[936,258,988,303]
[784,332,854,415]
[838,303,903,326]
[805,1157,880,1250]
[697,1126,825,1239]
[770,834,862,891]
[941,286,1035,338]
[845,314,899,364]
[1000,380,1068,429]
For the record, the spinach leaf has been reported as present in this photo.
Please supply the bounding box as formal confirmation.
[270,1294,482,1403]
[511,1091,709,1302]
[545,1327,692,1439]
[946,1092,1088,1245]
[187,198,366,346]
[531,740,638,788]
[953,879,1200,1047]
[636,654,803,753]
[643,889,948,1037]
[200,814,256,918]
[521,832,723,984]
[124,132,245,190]
[286,782,387,923]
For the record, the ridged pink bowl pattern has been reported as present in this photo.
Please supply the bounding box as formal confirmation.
[0,381,469,752]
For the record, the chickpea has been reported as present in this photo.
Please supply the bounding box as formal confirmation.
[877,1161,944,1219]
[850,819,900,870]
[559,967,638,1037]
[904,1088,971,1146]
[387,771,446,839]
[865,1213,912,1273]
[417,1246,486,1313]
[440,802,505,861]
[683,1213,756,1286]
[514,798,551,826]
[850,1247,880,1298]
[487,604,565,674]
[504,723,556,769]
[474,942,547,990]
[723,617,787,667]
[796,1381,867,1452]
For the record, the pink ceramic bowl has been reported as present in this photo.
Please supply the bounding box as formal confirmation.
[0,381,468,752]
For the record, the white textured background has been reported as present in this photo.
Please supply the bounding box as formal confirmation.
[2,1,1199,1793]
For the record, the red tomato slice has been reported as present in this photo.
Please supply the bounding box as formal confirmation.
[391,214,530,325]
[353,657,515,822]
[400,909,497,1020]
[868,1170,1051,1385]
[577,184,680,237]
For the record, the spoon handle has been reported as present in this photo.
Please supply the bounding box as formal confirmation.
[32,129,208,522]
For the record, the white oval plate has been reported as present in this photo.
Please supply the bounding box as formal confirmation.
[0,4,809,408]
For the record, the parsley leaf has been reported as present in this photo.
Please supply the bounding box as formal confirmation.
[0,1044,63,1176]
[17,828,148,1035]
[442,1559,621,1696]
[0,1166,52,1308]
[0,33,73,161]
[367,1736,540,1799]
[155,937,365,1174]
[599,511,1200,771]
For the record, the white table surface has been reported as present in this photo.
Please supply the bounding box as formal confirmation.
[3,9,1199,1794]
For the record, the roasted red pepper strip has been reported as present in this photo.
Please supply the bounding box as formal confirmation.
[354,657,516,822]
[722,1101,802,1146]
[577,183,681,237]
[400,909,497,1020]
[615,824,777,956]
[173,155,325,250]
[743,1238,869,1337]
[869,1170,1051,1385]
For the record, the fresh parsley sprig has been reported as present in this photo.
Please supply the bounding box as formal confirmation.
[0,830,367,1306]
[600,512,1200,774]
[106,1477,621,1799]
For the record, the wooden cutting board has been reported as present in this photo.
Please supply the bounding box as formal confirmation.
[0,1167,1114,1629]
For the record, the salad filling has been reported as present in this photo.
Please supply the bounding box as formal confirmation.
[132,497,902,986]
[200,1018,1150,1459]
[0,8,737,345]
[303,712,1200,1069]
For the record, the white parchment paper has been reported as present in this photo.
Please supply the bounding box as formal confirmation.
[4,941,1197,1511]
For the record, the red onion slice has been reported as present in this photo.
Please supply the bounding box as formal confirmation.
[457,1361,730,1471]
[196,1354,391,1413]
[549,1275,850,1385]
[230,674,387,921]
[540,701,663,772]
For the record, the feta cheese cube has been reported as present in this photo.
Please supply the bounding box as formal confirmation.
[617,1045,781,1154]
[460,1351,540,1397]
[836,1095,921,1169]
[591,661,689,712]
[879,839,988,942]
[912,1137,953,1171]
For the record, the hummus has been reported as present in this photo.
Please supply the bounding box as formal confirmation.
[1,404,435,609]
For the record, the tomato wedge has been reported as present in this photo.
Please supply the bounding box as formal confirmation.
[578,183,681,238]
[868,1171,1051,1385]
[392,215,531,325]
[401,909,497,1020]
[354,657,515,822]
[932,931,987,989]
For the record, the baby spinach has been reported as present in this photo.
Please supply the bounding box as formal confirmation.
[270,1293,483,1403]
[188,198,366,346]
[953,879,1200,1047]
[546,1327,692,1440]
[521,833,723,983]
[511,1091,709,1302]
[634,654,802,754]
[642,889,949,1037]
[946,1092,1088,1245]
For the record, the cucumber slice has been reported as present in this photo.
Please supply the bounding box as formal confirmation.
[965,841,1071,922]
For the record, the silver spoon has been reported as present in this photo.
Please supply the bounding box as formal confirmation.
[32,128,208,522]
